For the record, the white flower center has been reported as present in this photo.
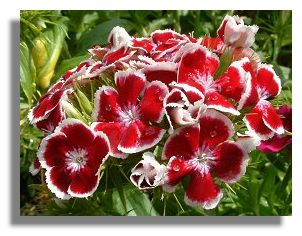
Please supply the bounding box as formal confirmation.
[192,72,216,92]
[190,146,214,174]
[65,148,88,173]
[118,105,140,125]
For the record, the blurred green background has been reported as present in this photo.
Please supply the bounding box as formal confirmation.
[20,10,292,216]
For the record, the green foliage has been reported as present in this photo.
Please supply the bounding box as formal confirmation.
[20,10,292,216]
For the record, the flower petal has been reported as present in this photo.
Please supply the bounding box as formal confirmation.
[178,45,219,93]
[35,104,65,133]
[115,70,146,107]
[131,37,154,53]
[139,81,169,123]
[257,135,292,153]
[212,141,248,183]
[244,100,284,140]
[256,64,281,99]
[92,86,122,122]
[92,122,128,159]
[68,167,100,198]
[257,100,284,134]
[28,89,66,124]
[162,124,200,160]
[118,120,165,153]
[184,170,223,210]
[103,46,134,65]
[244,111,275,141]
[162,156,194,192]
[199,109,234,149]
[205,91,240,115]
[142,61,178,85]
[216,58,248,101]
[151,29,183,44]
[29,157,41,176]
[37,132,69,169]
[45,166,71,200]
[55,118,96,147]
[86,131,110,173]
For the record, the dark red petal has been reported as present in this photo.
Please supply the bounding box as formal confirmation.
[29,157,41,176]
[199,109,234,149]
[29,89,65,123]
[115,70,146,107]
[178,45,219,93]
[92,86,122,122]
[92,122,128,158]
[256,64,281,99]
[131,38,154,53]
[205,91,240,115]
[216,60,247,101]
[258,100,284,134]
[171,83,204,104]
[163,156,194,192]
[45,166,71,199]
[103,46,133,65]
[244,111,275,141]
[277,105,292,132]
[212,141,248,183]
[118,121,140,153]
[118,120,165,153]
[35,105,65,133]
[257,135,292,153]
[151,29,180,44]
[86,132,110,173]
[142,62,178,85]
[38,133,69,168]
[57,119,96,147]
[139,81,168,123]
[68,167,100,198]
[185,170,222,209]
[162,124,200,160]
[201,37,224,53]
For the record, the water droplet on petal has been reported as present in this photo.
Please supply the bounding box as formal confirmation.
[184,132,190,138]
[225,86,232,92]
[173,165,180,172]
[210,130,217,138]
[211,95,218,101]
[145,126,155,136]
[105,104,111,111]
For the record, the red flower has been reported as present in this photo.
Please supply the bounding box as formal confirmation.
[217,15,258,48]
[176,43,241,115]
[28,80,71,133]
[239,63,284,140]
[130,152,166,190]
[257,105,292,153]
[164,82,206,133]
[162,109,248,209]
[29,157,41,176]
[37,119,110,199]
[92,70,168,158]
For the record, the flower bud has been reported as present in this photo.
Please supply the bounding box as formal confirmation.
[130,152,166,190]
[75,89,93,115]
[61,100,85,121]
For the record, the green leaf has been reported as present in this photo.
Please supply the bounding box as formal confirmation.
[110,184,159,216]
[20,41,36,105]
[78,19,133,51]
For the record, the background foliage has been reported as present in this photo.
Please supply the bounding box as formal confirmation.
[20,10,292,216]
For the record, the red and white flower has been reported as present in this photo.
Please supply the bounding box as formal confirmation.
[130,152,166,190]
[29,157,41,176]
[177,43,240,115]
[164,82,206,133]
[162,109,248,209]
[257,105,292,153]
[92,70,168,158]
[217,15,259,48]
[37,118,110,199]
[240,63,284,140]
[28,80,71,130]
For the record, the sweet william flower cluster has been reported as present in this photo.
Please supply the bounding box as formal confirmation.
[28,15,290,209]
